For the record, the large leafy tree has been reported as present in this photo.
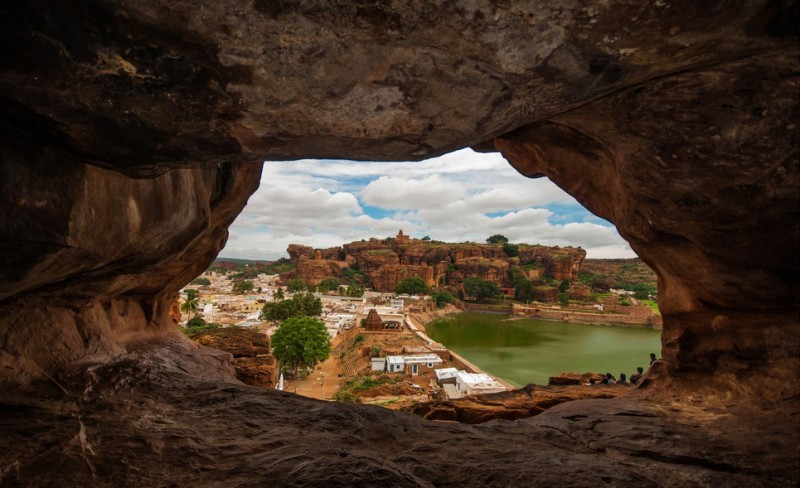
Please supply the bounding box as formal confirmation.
[260,292,322,322]
[432,290,455,307]
[285,278,307,293]
[395,277,429,295]
[317,277,339,293]
[347,283,364,297]
[463,277,500,300]
[232,280,254,294]
[502,242,518,257]
[180,289,200,319]
[486,234,509,244]
[271,316,331,376]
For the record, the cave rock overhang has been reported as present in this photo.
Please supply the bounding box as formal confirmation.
[0,1,797,397]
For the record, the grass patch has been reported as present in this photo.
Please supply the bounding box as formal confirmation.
[640,299,661,315]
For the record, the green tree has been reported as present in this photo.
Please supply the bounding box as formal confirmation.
[347,283,365,297]
[421,235,431,241]
[292,292,322,316]
[559,292,570,307]
[395,277,429,295]
[180,289,200,319]
[515,279,534,302]
[463,277,500,300]
[271,316,332,376]
[502,242,518,257]
[559,280,571,293]
[486,234,509,244]
[273,287,284,301]
[260,299,299,322]
[634,290,649,300]
[286,278,307,293]
[432,290,455,307]
[182,317,220,336]
[260,292,322,322]
[190,277,211,286]
[232,280,254,294]
[318,277,339,293]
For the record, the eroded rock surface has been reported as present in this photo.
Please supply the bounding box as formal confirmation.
[0,341,796,487]
[407,383,628,424]
[191,327,276,388]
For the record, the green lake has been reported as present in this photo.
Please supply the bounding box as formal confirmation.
[426,313,662,387]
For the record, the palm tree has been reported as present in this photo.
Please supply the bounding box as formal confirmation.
[180,289,200,320]
[274,287,284,301]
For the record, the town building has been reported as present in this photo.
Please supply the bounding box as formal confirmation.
[455,371,506,396]
[380,353,443,375]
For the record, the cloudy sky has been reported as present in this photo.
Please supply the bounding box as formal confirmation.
[219,149,637,261]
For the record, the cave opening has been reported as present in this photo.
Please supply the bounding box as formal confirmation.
[207,147,659,389]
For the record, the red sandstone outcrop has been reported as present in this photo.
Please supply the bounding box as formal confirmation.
[407,383,628,424]
[455,257,510,284]
[286,244,315,262]
[293,256,342,286]
[168,296,182,326]
[192,327,276,389]
[284,232,585,292]
[372,264,435,292]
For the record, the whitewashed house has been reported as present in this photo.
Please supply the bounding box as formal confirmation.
[370,357,386,371]
[434,367,459,385]
[455,372,506,396]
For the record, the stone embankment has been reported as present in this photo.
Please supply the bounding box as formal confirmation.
[512,304,663,329]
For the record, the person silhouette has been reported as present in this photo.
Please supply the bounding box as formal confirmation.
[630,366,644,384]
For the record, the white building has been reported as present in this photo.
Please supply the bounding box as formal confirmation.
[381,354,443,375]
[434,367,459,384]
[371,357,386,371]
[455,371,506,396]
[386,356,405,373]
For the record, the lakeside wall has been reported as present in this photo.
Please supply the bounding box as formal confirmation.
[439,300,662,329]
[512,304,663,329]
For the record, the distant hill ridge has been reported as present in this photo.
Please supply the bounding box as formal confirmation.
[283,230,587,294]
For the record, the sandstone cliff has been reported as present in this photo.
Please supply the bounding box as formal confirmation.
[288,232,586,293]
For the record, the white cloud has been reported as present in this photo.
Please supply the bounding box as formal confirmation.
[220,149,637,260]
[362,174,465,209]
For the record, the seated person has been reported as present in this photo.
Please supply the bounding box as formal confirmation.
[630,366,644,384]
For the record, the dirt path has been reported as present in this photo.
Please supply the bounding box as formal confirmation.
[287,335,345,400]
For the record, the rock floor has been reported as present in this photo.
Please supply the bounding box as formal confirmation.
[0,339,797,487]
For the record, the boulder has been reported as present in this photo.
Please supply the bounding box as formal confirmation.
[192,327,276,388]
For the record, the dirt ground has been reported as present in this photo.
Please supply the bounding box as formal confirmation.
[286,334,345,400]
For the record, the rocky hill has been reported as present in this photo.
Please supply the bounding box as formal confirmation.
[580,259,658,295]
[284,231,586,293]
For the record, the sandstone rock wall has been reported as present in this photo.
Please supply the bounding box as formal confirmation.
[293,257,343,286]
[0,131,260,385]
[286,235,585,292]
